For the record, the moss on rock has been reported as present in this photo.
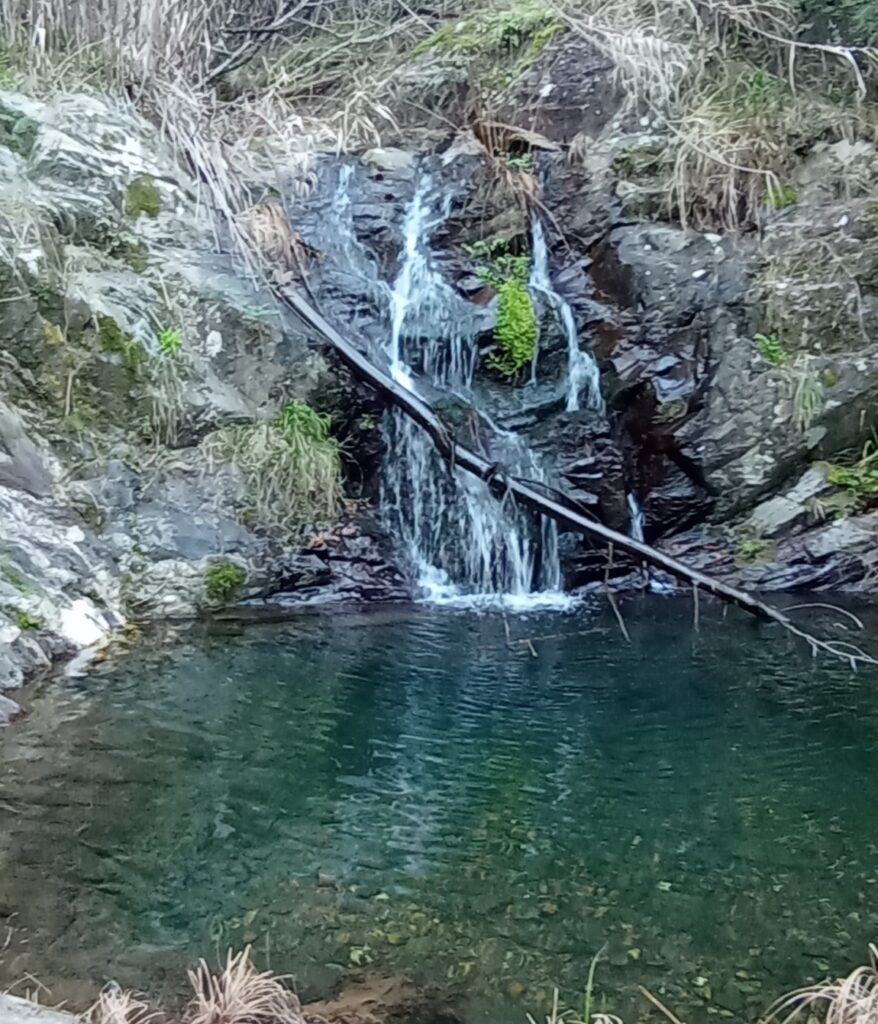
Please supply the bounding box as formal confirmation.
[205,563,247,604]
[97,314,146,373]
[125,176,161,219]
[0,102,38,158]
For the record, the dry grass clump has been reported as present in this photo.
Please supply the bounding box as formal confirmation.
[557,0,878,230]
[86,950,305,1024]
[187,949,303,1024]
[769,946,878,1024]
[87,989,161,1024]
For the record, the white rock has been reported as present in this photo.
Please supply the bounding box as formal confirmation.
[361,147,415,172]
[59,598,109,648]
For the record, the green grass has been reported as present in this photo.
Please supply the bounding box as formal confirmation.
[158,327,182,355]
[827,441,878,509]
[765,183,799,209]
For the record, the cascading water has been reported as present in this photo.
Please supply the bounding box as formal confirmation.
[379,177,569,607]
[627,493,645,543]
[529,217,604,414]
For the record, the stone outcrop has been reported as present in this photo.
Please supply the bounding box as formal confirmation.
[0,90,408,691]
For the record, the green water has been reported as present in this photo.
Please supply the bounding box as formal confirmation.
[1,599,877,1022]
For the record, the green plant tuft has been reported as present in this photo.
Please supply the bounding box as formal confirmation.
[10,608,42,630]
[734,534,776,567]
[466,240,537,380]
[755,333,789,366]
[203,400,342,538]
[827,442,878,510]
[205,563,247,604]
[125,175,161,219]
[158,327,182,354]
[276,399,332,441]
[765,183,799,209]
[489,278,538,380]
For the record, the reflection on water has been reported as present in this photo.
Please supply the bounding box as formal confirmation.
[1,598,877,1023]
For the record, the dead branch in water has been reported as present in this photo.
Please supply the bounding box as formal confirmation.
[273,284,877,670]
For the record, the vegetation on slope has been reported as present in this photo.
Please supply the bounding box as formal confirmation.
[2,0,876,236]
[203,401,343,539]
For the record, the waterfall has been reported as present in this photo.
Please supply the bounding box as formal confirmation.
[380,177,570,608]
[627,493,645,543]
[529,218,604,414]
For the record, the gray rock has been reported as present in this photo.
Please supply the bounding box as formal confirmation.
[0,400,53,497]
[362,147,415,173]
[0,994,77,1024]
[0,693,21,725]
[747,466,832,537]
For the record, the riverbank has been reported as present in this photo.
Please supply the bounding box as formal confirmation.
[2,944,876,1024]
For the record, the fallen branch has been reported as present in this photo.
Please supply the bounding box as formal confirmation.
[274,285,877,669]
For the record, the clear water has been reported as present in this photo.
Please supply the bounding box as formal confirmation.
[2,600,877,1022]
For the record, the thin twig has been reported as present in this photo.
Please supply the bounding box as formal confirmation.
[607,592,631,644]
[639,986,686,1024]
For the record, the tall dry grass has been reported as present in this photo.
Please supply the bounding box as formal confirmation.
[555,0,878,228]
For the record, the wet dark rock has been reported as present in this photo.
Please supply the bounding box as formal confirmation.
[662,511,878,592]
[535,414,628,533]
[263,520,410,609]
[593,224,750,324]
[498,37,623,144]
[638,462,714,540]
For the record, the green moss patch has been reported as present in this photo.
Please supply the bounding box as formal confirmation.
[97,314,146,373]
[413,0,561,90]
[0,102,38,158]
[206,563,247,604]
[5,607,42,631]
[125,176,161,219]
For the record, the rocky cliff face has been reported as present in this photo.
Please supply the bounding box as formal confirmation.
[0,90,404,696]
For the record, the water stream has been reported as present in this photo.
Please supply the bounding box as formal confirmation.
[529,217,604,415]
[378,177,567,607]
